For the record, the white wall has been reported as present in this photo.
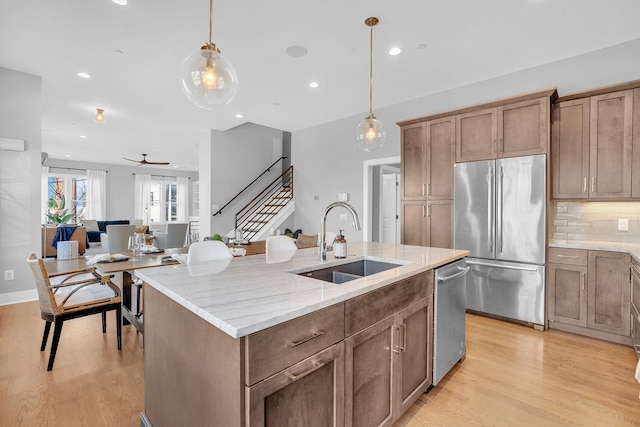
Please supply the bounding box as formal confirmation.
[202,123,285,238]
[291,38,640,241]
[0,67,42,298]
[45,158,198,221]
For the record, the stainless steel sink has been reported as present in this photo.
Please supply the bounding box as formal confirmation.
[293,258,404,284]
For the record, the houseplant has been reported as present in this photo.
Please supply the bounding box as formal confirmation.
[46,196,73,224]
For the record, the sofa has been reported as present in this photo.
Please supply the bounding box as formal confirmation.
[85,220,130,243]
[42,225,87,258]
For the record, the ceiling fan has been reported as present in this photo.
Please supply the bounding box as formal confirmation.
[123,153,170,166]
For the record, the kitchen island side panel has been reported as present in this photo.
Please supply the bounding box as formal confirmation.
[144,285,245,427]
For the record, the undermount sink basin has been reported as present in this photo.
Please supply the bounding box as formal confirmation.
[293,258,405,284]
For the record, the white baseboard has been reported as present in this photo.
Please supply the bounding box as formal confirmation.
[0,289,37,306]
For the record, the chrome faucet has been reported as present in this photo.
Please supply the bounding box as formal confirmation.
[320,201,361,262]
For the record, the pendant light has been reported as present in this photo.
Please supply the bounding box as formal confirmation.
[355,17,386,152]
[95,108,106,123]
[180,0,238,109]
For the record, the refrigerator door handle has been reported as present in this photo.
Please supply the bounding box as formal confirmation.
[488,167,494,254]
[498,165,504,253]
[467,259,538,272]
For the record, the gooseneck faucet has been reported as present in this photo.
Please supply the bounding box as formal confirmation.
[320,201,361,262]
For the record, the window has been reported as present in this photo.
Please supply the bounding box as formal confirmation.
[148,180,177,223]
[46,174,87,223]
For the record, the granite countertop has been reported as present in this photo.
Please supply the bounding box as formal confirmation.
[549,239,640,262]
[136,242,468,339]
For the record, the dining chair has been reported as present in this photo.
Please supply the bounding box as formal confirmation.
[154,223,189,249]
[100,224,135,253]
[187,240,233,264]
[266,235,298,253]
[27,253,122,371]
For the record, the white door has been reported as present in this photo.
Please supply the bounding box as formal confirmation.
[381,173,399,244]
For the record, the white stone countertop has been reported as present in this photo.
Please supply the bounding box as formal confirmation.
[549,239,640,262]
[135,242,468,339]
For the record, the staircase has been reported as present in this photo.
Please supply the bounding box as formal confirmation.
[234,166,294,241]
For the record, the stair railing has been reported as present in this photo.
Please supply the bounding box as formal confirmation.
[235,166,293,241]
[212,156,288,216]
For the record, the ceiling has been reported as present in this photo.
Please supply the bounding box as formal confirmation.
[1,0,639,171]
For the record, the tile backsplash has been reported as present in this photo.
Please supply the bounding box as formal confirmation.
[552,201,640,243]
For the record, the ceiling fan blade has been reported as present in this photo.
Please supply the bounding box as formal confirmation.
[145,161,170,165]
[123,157,141,163]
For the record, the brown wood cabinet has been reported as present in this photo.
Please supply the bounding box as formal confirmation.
[400,200,453,248]
[401,117,454,201]
[344,272,433,427]
[552,89,634,199]
[632,88,640,198]
[587,250,631,336]
[456,97,549,162]
[547,248,631,344]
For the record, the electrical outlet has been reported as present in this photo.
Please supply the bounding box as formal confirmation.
[618,218,629,231]
[339,214,348,221]
[4,270,14,281]
[338,193,349,201]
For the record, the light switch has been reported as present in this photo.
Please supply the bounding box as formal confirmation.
[340,214,348,221]
[618,218,629,231]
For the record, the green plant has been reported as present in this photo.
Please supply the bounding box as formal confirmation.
[46,196,73,224]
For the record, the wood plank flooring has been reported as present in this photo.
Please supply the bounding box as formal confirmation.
[1,301,639,426]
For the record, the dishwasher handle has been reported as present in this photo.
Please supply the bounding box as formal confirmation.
[466,259,538,272]
[437,266,470,282]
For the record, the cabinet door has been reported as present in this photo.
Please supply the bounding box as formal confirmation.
[551,99,590,199]
[396,298,432,416]
[345,316,396,427]
[498,97,549,157]
[589,90,633,199]
[400,201,426,246]
[426,200,453,249]
[587,251,631,336]
[401,123,426,200]
[426,117,455,199]
[456,107,497,162]
[247,342,345,427]
[632,89,640,198]
[547,263,587,327]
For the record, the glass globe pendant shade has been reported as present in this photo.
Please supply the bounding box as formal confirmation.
[180,44,238,109]
[355,114,387,152]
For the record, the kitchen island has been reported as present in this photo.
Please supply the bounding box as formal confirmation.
[136,242,468,427]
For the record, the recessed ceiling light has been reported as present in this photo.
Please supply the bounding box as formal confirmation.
[77,72,91,79]
[80,135,88,139]
[285,45,308,58]
[173,165,178,169]
[235,113,244,118]
[388,47,402,56]
[65,154,71,158]
[309,82,319,88]
[112,0,127,5]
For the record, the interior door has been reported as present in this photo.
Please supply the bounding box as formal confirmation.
[381,173,399,244]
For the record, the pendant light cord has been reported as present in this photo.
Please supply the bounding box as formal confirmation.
[208,0,213,45]
[368,23,373,116]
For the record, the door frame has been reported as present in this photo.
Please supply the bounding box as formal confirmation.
[362,156,401,242]
[379,167,400,244]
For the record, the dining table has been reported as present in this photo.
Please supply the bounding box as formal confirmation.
[45,247,188,334]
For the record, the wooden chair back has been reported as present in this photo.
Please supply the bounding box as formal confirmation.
[27,253,58,316]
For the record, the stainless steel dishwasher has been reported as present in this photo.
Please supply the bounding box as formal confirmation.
[433,258,469,385]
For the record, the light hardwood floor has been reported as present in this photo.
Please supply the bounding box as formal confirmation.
[1,301,639,426]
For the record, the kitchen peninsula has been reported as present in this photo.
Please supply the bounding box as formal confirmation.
[135,242,468,427]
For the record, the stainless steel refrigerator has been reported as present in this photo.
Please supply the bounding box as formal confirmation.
[454,154,545,325]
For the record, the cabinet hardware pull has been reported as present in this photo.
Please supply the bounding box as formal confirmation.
[422,205,426,218]
[287,330,324,347]
[422,183,426,196]
[284,361,325,381]
[427,183,431,196]
[557,255,578,259]
[583,177,587,194]
[591,176,595,193]
[583,272,586,290]
[427,205,431,218]
[392,325,401,354]
[399,323,407,352]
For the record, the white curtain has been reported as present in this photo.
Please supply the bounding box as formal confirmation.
[176,176,189,222]
[134,174,151,224]
[41,166,49,224]
[86,169,107,220]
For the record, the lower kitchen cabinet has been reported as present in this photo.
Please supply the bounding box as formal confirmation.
[400,200,453,248]
[548,248,631,344]
[345,297,432,427]
[247,342,345,427]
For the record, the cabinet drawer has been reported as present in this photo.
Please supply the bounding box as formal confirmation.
[548,247,588,266]
[345,271,432,336]
[245,303,344,386]
[632,260,640,314]
[632,304,640,359]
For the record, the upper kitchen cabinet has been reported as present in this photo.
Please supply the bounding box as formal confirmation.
[455,93,553,162]
[400,117,454,201]
[552,81,639,200]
